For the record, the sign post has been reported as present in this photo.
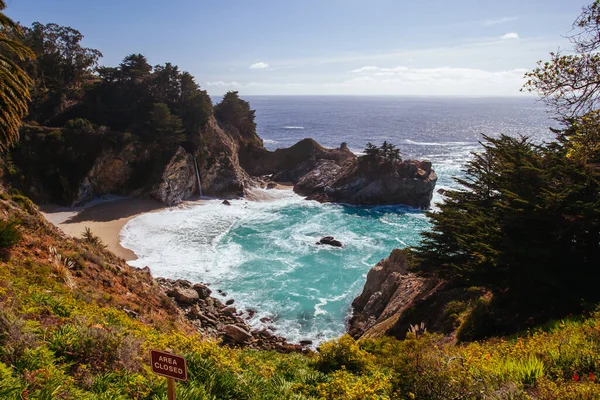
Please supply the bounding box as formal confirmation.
[150,350,187,400]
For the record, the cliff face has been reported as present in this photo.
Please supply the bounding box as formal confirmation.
[297,158,437,208]
[10,114,257,207]
[348,249,441,338]
[194,117,251,197]
[151,147,198,206]
[348,249,490,341]
[239,139,356,181]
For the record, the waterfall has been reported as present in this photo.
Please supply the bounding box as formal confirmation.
[192,154,203,198]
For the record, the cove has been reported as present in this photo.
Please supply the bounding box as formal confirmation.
[120,189,431,344]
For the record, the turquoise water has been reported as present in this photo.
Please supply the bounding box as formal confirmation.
[121,97,555,344]
[121,190,431,344]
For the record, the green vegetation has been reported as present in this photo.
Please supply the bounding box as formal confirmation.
[0,219,20,249]
[81,227,106,249]
[412,2,600,338]
[415,132,600,335]
[0,0,35,150]
[3,239,600,399]
[363,141,402,165]
[214,91,260,146]
[4,22,258,204]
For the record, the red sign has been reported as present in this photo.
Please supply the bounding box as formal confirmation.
[151,350,187,381]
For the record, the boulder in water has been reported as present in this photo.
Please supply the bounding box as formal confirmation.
[317,236,343,247]
[222,200,232,205]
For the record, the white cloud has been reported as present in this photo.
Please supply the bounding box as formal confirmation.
[350,65,379,73]
[249,62,270,69]
[206,81,241,87]
[501,32,520,40]
[205,66,530,96]
[352,66,409,74]
[482,16,519,27]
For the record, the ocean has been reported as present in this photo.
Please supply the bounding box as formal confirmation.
[120,96,556,345]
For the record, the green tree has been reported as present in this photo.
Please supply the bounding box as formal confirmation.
[362,141,401,164]
[524,2,600,121]
[364,142,380,158]
[416,134,600,320]
[214,91,258,144]
[0,0,34,150]
[147,102,184,145]
[22,22,102,92]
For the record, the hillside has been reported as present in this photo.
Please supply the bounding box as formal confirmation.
[0,187,599,398]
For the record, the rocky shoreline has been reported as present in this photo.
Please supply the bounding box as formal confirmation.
[156,277,310,353]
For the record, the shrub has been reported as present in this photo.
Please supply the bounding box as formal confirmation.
[48,246,75,288]
[316,335,374,374]
[9,194,35,214]
[457,297,495,342]
[0,219,20,249]
[65,118,94,134]
[82,227,106,249]
[0,362,22,399]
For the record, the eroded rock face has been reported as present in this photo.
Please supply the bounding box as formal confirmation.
[152,147,198,206]
[348,249,442,339]
[70,116,254,207]
[72,143,149,206]
[195,117,250,197]
[298,158,437,209]
[240,139,436,209]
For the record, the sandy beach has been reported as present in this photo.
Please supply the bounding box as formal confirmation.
[40,198,165,261]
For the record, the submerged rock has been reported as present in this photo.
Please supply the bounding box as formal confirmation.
[222,200,231,205]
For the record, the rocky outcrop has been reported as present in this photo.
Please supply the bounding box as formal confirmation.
[68,116,254,207]
[348,249,443,339]
[241,139,436,209]
[194,117,252,198]
[152,147,198,206]
[239,139,356,181]
[297,158,437,208]
[157,278,305,353]
[72,143,153,206]
[348,249,493,341]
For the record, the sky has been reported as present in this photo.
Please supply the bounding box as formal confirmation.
[5,0,587,96]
